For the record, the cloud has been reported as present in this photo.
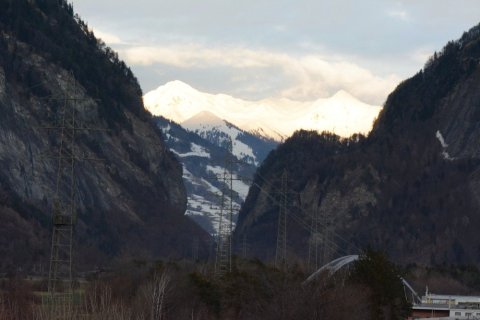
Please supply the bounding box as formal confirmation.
[387,9,409,21]
[119,44,401,104]
[122,45,285,69]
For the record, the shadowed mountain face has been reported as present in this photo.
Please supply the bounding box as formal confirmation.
[235,23,480,266]
[0,0,209,272]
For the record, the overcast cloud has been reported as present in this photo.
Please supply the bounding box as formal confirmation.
[70,0,480,105]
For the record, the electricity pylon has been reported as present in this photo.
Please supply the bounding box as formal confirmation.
[242,233,248,258]
[308,207,320,272]
[41,74,103,319]
[213,139,243,278]
[192,237,199,261]
[275,170,289,270]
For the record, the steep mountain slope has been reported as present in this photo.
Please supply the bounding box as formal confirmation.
[143,80,381,140]
[155,116,255,234]
[235,23,480,266]
[0,0,208,272]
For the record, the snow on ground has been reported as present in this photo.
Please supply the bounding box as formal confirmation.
[206,165,250,200]
[182,167,195,180]
[181,110,257,163]
[182,164,246,233]
[171,142,211,158]
[185,194,237,232]
[436,130,448,148]
[200,178,222,195]
[206,165,225,176]
[185,195,223,232]
[232,177,250,201]
[190,143,211,158]
[217,124,256,162]
[436,130,454,160]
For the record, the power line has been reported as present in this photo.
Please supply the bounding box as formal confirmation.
[213,138,244,278]
[275,170,288,270]
[250,171,359,257]
[38,72,105,319]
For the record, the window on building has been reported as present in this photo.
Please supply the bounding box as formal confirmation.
[455,312,461,316]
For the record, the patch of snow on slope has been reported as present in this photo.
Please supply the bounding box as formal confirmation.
[171,142,210,158]
[182,111,257,164]
[190,143,210,158]
[206,165,225,176]
[436,130,454,160]
[436,130,448,148]
[206,165,250,200]
[232,178,250,201]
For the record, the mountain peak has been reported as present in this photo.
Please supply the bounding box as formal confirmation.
[331,89,357,101]
[162,80,198,93]
[182,110,224,127]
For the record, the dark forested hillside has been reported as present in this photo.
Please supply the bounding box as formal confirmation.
[0,0,209,272]
[235,23,480,266]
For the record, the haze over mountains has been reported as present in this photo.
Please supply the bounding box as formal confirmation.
[144,80,382,141]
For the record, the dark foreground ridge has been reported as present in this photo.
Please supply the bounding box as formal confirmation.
[235,23,480,266]
[0,0,209,272]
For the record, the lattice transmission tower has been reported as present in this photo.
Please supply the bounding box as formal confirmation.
[275,170,289,270]
[41,74,103,319]
[308,207,320,272]
[213,139,243,278]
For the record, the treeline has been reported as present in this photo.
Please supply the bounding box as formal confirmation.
[0,250,410,320]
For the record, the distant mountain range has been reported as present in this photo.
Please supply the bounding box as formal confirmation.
[181,110,277,166]
[144,81,381,235]
[144,80,382,141]
[154,116,259,234]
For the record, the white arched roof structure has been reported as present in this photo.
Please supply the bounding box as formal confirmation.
[304,255,359,283]
[303,254,421,304]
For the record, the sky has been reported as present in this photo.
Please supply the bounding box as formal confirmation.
[70,0,480,106]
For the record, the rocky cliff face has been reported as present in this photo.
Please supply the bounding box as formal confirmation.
[235,23,480,266]
[0,0,208,272]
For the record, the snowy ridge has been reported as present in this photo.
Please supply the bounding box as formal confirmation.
[182,111,258,165]
[144,80,382,141]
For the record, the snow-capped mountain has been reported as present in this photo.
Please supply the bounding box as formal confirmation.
[143,80,382,141]
[145,80,379,235]
[182,110,277,165]
[155,116,259,234]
